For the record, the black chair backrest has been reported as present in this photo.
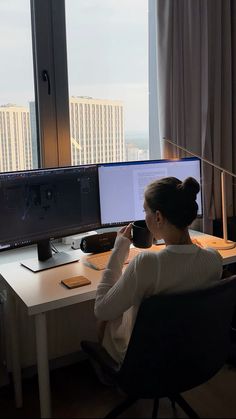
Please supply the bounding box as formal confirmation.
[118,276,236,398]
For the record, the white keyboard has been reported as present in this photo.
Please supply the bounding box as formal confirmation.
[85,247,141,270]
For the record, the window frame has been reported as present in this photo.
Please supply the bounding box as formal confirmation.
[148,0,161,159]
[31,0,71,168]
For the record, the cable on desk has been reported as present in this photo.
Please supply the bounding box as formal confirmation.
[50,242,59,253]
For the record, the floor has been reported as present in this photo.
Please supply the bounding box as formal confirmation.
[0,360,236,418]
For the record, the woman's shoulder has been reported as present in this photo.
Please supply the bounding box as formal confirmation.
[132,245,223,263]
[135,245,223,265]
[132,247,167,266]
[200,246,223,261]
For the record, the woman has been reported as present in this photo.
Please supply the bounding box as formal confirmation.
[94,177,223,365]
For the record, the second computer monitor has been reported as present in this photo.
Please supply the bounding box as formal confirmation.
[98,158,202,227]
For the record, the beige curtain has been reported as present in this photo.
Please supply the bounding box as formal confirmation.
[156,0,236,232]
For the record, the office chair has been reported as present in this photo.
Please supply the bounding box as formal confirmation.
[81,276,236,418]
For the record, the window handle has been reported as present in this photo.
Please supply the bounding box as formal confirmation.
[42,70,51,95]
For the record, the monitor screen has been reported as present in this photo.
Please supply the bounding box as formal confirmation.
[0,165,100,270]
[98,158,202,227]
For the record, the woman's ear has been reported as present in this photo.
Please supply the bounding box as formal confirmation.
[156,210,165,224]
[156,210,161,223]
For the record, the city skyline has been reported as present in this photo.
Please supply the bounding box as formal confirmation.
[0,97,149,148]
[0,0,148,134]
[0,98,148,172]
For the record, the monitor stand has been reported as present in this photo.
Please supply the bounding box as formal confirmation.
[21,239,79,272]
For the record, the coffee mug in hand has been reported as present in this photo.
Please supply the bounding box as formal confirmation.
[132,220,153,248]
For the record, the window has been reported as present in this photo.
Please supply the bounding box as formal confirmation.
[1,0,153,172]
[0,0,36,172]
[65,0,149,164]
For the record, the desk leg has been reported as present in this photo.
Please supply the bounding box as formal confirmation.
[8,290,22,408]
[35,313,51,419]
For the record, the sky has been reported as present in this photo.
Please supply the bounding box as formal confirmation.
[0,0,148,134]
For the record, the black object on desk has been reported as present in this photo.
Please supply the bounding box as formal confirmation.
[80,232,116,253]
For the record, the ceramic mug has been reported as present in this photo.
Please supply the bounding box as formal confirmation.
[132,220,153,248]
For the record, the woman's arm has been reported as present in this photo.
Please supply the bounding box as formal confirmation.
[97,224,132,287]
[94,251,139,321]
[95,249,157,322]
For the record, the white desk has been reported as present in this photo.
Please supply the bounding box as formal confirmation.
[0,248,99,418]
[1,232,236,418]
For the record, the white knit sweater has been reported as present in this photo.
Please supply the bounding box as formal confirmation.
[94,236,223,364]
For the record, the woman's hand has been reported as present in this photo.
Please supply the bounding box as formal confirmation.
[117,223,132,241]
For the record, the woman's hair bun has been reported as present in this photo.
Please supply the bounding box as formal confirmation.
[145,176,200,228]
[177,177,200,200]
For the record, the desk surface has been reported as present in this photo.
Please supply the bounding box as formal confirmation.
[0,249,99,315]
[1,231,236,316]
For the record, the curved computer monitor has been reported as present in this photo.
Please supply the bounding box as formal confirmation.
[0,158,202,271]
[0,165,100,271]
[98,157,202,227]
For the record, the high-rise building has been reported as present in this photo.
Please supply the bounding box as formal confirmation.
[0,104,32,172]
[70,96,125,164]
